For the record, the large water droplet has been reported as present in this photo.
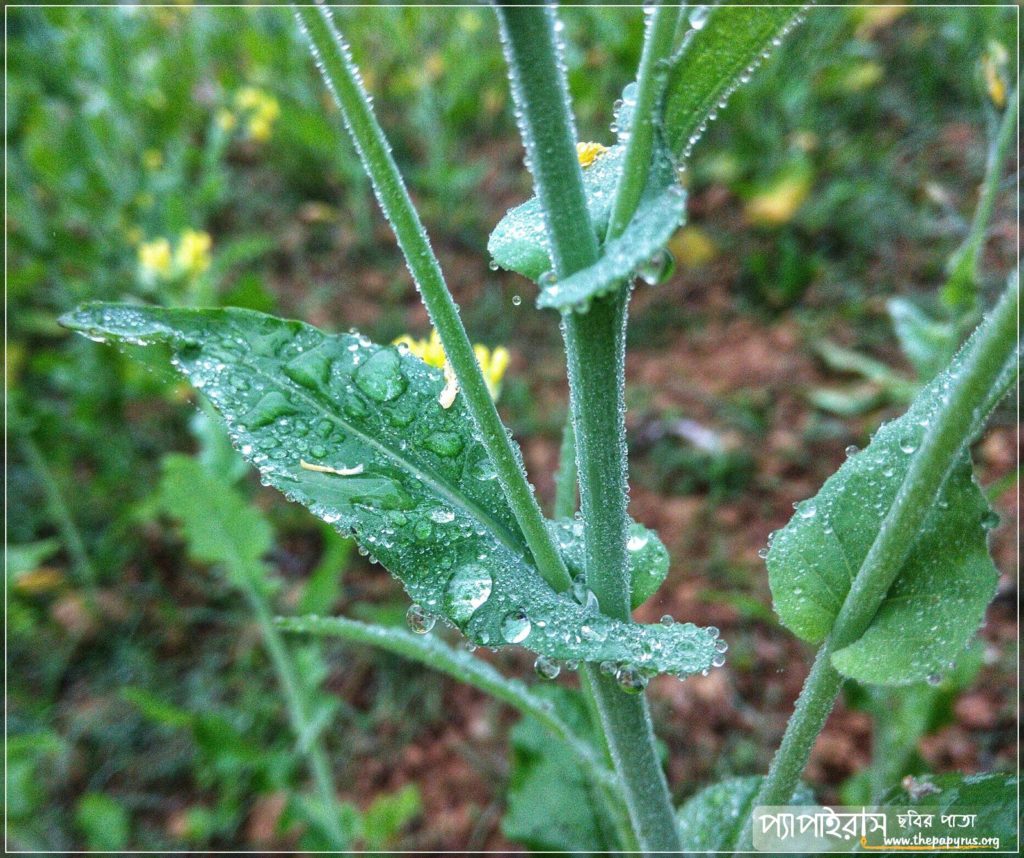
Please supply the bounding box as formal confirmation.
[424,431,464,458]
[406,603,435,634]
[444,563,493,624]
[501,609,532,644]
[615,665,648,694]
[243,391,299,428]
[354,348,407,402]
[534,655,561,680]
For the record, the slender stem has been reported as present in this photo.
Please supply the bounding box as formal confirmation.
[553,419,578,518]
[945,86,1019,311]
[496,6,682,853]
[18,435,98,596]
[276,614,614,790]
[737,275,1020,849]
[605,3,680,242]
[295,4,570,594]
[245,589,348,848]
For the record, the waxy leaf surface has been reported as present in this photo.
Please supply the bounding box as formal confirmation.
[662,7,804,159]
[768,331,1008,685]
[63,303,717,678]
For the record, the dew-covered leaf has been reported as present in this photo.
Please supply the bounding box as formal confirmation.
[535,155,686,312]
[548,516,669,610]
[489,91,687,303]
[662,7,805,160]
[62,303,719,678]
[767,333,1008,686]
[676,776,815,852]
[488,143,625,283]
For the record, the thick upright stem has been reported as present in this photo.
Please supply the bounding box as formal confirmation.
[496,6,682,853]
[737,275,1021,849]
[295,4,570,593]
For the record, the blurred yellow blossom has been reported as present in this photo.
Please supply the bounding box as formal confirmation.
[669,226,716,269]
[138,238,173,279]
[394,330,509,405]
[216,108,237,132]
[143,149,164,170]
[982,42,1008,110]
[138,229,212,281]
[745,168,812,227]
[234,87,280,142]
[175,229,213,276]
[576,141,609,169]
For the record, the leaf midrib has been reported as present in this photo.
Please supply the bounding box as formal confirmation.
[232,340,531,562]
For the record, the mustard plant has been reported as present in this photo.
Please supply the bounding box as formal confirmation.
[62,5,1019,853]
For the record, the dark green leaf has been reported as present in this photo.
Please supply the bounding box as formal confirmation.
[768,336,1005,685]
[63,303,718,678]
[676,776,815,852]
[662,7,805,159]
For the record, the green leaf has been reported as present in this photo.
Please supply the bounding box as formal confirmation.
[359,784,421,851]
[535,155,686,312]
[489,93,687,306]
[878,773,1018,849]
[768,335,1006,685]
[887,297,959,382]
[157,453,274,591]
[75,793,131,852]
[548,516,669,610]
[488,142,626,282]
[676,776,815,852]
[503,687,612,854]
[63,303,718,679]
[662,7,805,160]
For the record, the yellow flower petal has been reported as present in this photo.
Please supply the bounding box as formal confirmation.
[576,141,609,169]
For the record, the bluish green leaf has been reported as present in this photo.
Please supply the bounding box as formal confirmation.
[488,143,626,282]
[676,776,815,852]
[887,297,959,382]
[535,155,686,312]
[548,516,669,610]
[768,332,1007,685]
[489,92,687,307]
[63,303,718,679]
[662,7,806,159]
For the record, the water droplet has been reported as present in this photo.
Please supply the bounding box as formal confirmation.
[636,248,675,286]
[243,391,298,428]
[511,294,522,307]
[615,665,648,694]
[501,609,532,644]
[926,673,942,686]
[424,431,464,458]
[354,347,407,402]
[757,547,769,559]
[845,444,859,457]
[444,563,493,623]
[899,436,918,454]
[660,614,675,626]
[797,502,817,520]
[488,259,499,271]
[689,5,710,30]
[981,510,1000,529]
[627,532,649,552]
[534,655,561,680]
[406,604,435,634]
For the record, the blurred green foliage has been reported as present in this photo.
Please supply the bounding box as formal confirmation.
[7,5,1015,850]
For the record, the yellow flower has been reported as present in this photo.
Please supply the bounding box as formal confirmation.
[576,141,609,169]
[175,229,213,277]
[138,238,173,279]
[394,330,509,405]
[744,168,812,227]
[216,108,237,132]
[235,86,280,142]
[668,226,716,269]
[143,149,163,170]
[982,42,1008,110]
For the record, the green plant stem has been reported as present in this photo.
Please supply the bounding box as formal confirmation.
[605,3,680,242]
[245,589,347,848]
[737,275,1020,849]
[553,419,578,518]
[18,435,98,596]
[276,614,614,790]
[496,6,682,853]
[295,4,570,594]
[945,86,1018,310]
